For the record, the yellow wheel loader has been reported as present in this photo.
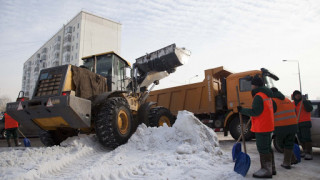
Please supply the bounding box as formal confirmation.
[6,44,190,148]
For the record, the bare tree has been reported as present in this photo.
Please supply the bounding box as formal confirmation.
[0,95,12,112]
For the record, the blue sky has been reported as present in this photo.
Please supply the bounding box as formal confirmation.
[1,0,320,100]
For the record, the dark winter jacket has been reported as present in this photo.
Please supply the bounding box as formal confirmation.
[272,91,297,135]
[240,86,276,117]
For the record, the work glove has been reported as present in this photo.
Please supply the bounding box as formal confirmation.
[237,106,242,112]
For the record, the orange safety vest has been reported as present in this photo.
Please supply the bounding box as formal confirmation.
[251,92,274,133]
[4,113,19,129]
[273,98,297,127]
[295,101,311,123]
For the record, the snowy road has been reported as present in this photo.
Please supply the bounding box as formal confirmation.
[0,111,319,179]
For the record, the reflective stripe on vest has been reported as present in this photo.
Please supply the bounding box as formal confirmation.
[4,113,19,129]
[295,101,311,123]
[251,92,274,133]
[273,98,297,127]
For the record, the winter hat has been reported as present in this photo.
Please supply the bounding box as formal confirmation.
[251,75,263,87]
[292,90,301,97]
[270,87,278,93]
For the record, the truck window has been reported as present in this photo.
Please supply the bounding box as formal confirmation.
[239,78,251,92]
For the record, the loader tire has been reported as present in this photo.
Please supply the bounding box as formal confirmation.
[149,107,175,127]
[229,116,253,141]
[39,129,77,147]
[39,130,57,146]
[95,97,133,149]
[1,129,6,139]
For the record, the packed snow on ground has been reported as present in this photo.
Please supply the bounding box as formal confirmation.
[0,111,243,180]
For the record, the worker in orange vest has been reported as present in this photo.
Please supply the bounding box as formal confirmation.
[292,90,313,160]
[271,87,298,169]
[3,112,20,147]
[238,75,275,178]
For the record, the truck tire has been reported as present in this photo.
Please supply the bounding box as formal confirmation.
[95,97,133,149]
[273,135,284,153]
[229,116,253,141]
[149,107,175,127]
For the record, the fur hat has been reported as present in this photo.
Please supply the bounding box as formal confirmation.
[251,75,263,87]
[292,90,301,97]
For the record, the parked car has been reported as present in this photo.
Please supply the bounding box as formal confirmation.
[273,100,320,152]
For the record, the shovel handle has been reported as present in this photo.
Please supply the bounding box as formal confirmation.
[236,86,247,154]
[17,128,26,138]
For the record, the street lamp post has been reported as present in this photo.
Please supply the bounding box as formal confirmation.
[282,60,302,93]
[283,59,303,145]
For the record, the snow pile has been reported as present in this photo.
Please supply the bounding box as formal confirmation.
[0,111,242,180]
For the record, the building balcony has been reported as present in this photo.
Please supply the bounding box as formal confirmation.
[41,47,48,54]
[65,26,72,34]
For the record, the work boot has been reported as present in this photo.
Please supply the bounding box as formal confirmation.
[304,142,313,160]
[271,150,276,175]
[253,153,273,179]
[300,143,305,158]
[281,149,292,169]
[14,138,21,147]
[291,150,298,165]
[7,139,11,147]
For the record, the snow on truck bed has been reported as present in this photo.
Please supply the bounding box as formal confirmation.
[0,111,242,180]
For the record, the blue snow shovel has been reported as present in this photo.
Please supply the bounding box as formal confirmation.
[18,129,31,147]
[234,86,251,177]
[232,118,252,162]
[293,143,301,163]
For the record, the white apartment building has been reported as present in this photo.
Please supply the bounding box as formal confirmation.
[22,11,122,98]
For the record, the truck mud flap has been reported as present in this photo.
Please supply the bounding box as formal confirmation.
[6,95,91,131]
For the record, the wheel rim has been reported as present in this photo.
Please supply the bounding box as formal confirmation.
[158,116,171,126]
[117,110,129,135]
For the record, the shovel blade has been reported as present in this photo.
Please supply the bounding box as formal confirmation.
[232,142,242,162]
[23,138,31,147]
[293,143,301,163]
[234,152,251,177]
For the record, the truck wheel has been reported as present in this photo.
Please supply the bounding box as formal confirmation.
[39,130,57,146]
[273,135,284,153]
[229,116,253,141]
[95,97,133,149]
[149,107,175,127]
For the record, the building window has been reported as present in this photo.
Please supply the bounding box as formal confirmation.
[73,26,75,32]
[72,46,74,51]
[71,56,73,61]
[76,43,78,49]
[73,36,75,41]
[75,53,78,59]
[77,33,79,38]
[77,23,80,29]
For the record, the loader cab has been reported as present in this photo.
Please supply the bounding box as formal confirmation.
[82,52,131,91]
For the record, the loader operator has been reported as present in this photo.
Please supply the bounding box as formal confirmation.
[238,75,276,179]
[3,112,20,147]
[271,87,298,169]
[292,90,313,160]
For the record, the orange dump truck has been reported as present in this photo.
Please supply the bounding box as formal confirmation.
[147,66,279,140]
